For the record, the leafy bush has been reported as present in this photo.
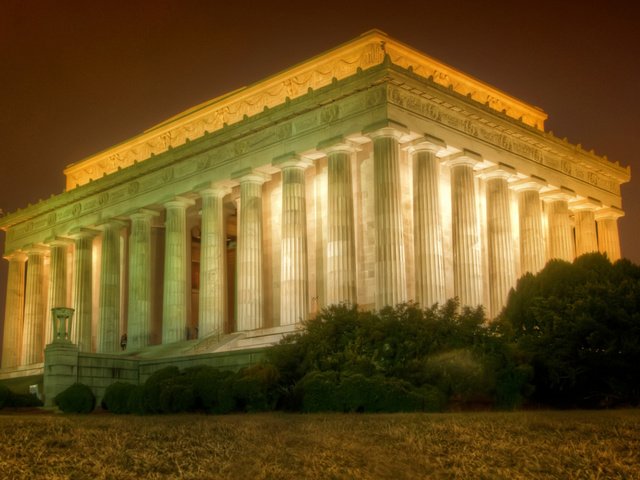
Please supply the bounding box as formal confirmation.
[55,383,95,413]
[0,384,11,409]
[8,392,43,408]
[142,366,180,413]
[192,366,234,413]
[232,364,281,412]
[102,382,137,414]
[127,385,146,415]
[158,376,195,413]
[294,370,340,412]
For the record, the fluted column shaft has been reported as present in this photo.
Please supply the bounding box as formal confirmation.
[199,188,229,337]
[411,142,445,307]
[484,169,515,317]
[279,161,310,325]
[162,198,194,344]
[22,246,47,364]
[1,252,27,368]
[596,208,623,261]
[98,221,122,353]
[73,231,96,352]
[326,148,357,305]
[46,240,69,345]
[545,198,575,262]
[237,175,266,331]
[128,210,157,349]
[371,130,406,309]
[516,184,546,274]
[574,208,598,257]
[448,153,482,307]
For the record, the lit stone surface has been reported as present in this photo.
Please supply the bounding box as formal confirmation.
[0,32,630,376]
[98,221,123,353]
[127,210,158,349]
[409,138,446,307]
[447,151,483,308]
[1,252,27,368]
[236,173,268,331]
[482,166,516,317]
[71,230,97,353]
[199,188,230,337]
[162,197,195,343]
[370,129,407,309]
[325,146,357,306]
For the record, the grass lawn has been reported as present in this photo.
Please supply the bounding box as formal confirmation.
[0,409,638,479]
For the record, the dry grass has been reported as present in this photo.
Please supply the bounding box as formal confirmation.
[0,410,638,479]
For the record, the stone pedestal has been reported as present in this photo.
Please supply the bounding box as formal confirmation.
[408,136,446,307]
[447,150,483,308]
[43,341,79,407]
[1,251,27,368]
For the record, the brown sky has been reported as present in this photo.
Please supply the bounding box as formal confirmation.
[0,0,638,342]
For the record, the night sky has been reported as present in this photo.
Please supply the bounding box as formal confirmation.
[0,1,638,339]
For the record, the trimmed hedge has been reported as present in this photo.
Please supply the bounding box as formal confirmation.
[102,382,137,414]
[55,383,95,413]
[0,384,11,409]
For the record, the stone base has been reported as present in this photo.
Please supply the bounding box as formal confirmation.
[43,341,79,407]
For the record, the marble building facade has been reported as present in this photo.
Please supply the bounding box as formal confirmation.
[0,31,629,376]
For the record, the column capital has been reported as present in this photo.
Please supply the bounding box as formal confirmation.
[444,149,482,168]
[129,208,161,221]
[362,120,409,140]
[404,134,447,155]
[164,196,196,209]
[68,227,100,240]
[317,135,362,154]
[541,187,576,202]
[231,167,270,185]
[570,197,602,212]
[199,185,232,199]
[95,219,128,231]
[273,152,313,170]
[23,243,49,256]
[477,163,517,180]
[595,206,624,220]
[44,236,74,247]
[510,176,547,192]
[3,250,27,262]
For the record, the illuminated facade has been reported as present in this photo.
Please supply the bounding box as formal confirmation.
[0,30,629,377]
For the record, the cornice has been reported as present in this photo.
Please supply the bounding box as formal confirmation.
[62,30,548,189]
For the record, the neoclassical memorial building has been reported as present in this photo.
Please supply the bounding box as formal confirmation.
[0,31,629,397]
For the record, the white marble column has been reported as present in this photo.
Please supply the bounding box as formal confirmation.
[127,209,158,349]
[98,221,124,353]
[162,197,195,344]
[542,188,576,262]
[513,178,546,275]
[45,238,71,345]
[596,207,623,262]
[236,172,268,331]
[1,251,27,368]
[408,136,446,307]
[572,199,600,257]
[199,187,230,337]
[481,165,516,318]
[275,155,311,325]
[369,128,407,309]
[22,245,48,365]
[72,229,97,352]
[324,144,358,306]
[446,150,483,308]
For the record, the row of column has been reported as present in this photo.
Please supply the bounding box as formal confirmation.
[1,130,625,368]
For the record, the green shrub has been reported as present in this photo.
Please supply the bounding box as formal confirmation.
[158,376,195,413]
[0,384,11,409]
[102,382,137,414]
[8,392,43,408]
[55,383,95,413]
[232,364,281,412]
[295,370,340,412]
[192,366,234,413]
[127,385,145,415]
[142,366,180,413]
